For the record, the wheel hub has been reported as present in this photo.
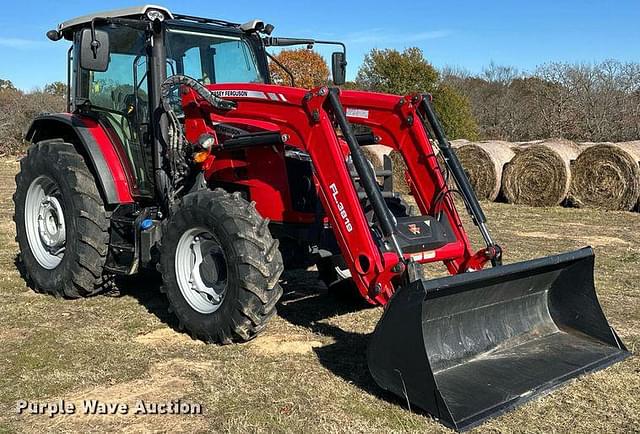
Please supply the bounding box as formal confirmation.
[37,196,66,252]
[25,175,66,269]
[175,228,228,314]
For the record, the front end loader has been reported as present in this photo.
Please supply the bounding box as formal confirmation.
[14,6,629,431]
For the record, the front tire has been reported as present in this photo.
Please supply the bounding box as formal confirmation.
[159,189,284,343]
[13,140,111,297]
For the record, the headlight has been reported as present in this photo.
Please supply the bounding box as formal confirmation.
[146,10,166,21]
[198,134,216,150]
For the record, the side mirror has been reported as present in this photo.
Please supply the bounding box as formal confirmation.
[332,52,347,86]
[79,28,110,72]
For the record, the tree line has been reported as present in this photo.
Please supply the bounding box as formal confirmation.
[441,60,640,142]
[0,80,66,155]
[2,49,638,155]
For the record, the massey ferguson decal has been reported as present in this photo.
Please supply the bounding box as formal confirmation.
[329,183,353,233]
[210,90,288,101]
[211,89,264,98]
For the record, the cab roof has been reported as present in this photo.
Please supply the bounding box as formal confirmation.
[58,5,173,32]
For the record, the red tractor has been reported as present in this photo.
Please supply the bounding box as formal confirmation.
[14,6,629,431]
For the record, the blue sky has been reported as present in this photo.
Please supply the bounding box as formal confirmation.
[1,1,639,90]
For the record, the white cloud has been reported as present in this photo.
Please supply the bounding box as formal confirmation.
[346,29,452,45]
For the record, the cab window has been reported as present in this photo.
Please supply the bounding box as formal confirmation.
[166,28,264,84]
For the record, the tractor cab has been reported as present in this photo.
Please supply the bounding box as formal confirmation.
[47,5,346,201]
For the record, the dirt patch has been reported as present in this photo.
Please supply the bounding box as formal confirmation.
[511,231,629,247]
[134,327,204,346]
[1,327,30,341]
[18,359,209,433]
[577,235,630,247]
[250,335,325,355]
[68,361,193,403]
[565,222,590,227]
[512,231,558,240]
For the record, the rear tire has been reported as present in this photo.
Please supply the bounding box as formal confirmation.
[159,189,284,343]
[13,140,111,297]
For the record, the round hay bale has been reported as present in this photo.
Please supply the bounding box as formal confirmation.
[389,150,410,194]
[361,145,391,185]
[578,141,615,148]
[502,140,580,206]
[515,140,544,146]
[456,141,515,201]
[389,142,454,194]
[569,141,640,211]
[361,145,390,169]
[450,139,470,148]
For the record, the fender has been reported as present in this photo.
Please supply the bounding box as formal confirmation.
[26,113,134,204]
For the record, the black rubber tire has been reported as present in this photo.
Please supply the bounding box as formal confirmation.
[158,189,284,344]
[318,196,410,299]
[13,139,111,298]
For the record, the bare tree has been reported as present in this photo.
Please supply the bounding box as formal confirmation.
[443,60,640,142]
[0,80,65,155]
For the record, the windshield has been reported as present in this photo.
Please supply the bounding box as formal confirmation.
[166,27,264,84]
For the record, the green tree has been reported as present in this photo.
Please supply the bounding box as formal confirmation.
[44,81,67,97]
[0,79,17,92]
[432,84,479,140]
[355,48,438,94]
[355,47,479,139]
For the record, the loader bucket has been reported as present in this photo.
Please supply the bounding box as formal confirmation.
[368,247,629,431]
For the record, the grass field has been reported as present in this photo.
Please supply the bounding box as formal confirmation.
[0,157,638,433]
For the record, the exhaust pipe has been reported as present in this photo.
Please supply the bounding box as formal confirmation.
[368,247,629,431]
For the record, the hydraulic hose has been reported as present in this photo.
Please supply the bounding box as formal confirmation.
[159,75,237,112]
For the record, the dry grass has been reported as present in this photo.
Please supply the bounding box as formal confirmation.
[0,159,638,433]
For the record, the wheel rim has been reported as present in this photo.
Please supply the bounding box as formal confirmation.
[175,227,228,314]
[25,175,66,269]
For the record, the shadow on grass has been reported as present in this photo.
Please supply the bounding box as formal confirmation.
[278,269,402,402]
[110,271,181,330]
[14,252,181,331]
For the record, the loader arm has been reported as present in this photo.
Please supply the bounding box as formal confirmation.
[338,90,484,273]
